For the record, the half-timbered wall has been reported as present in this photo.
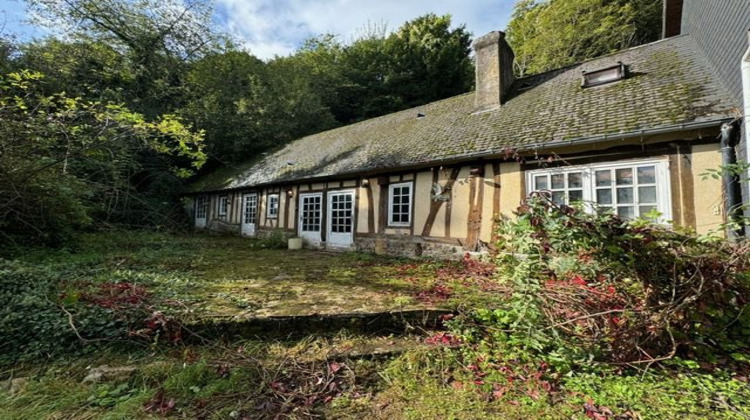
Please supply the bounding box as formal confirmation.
[192,141,725,254]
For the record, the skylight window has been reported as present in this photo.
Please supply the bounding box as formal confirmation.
[582,62,626,88]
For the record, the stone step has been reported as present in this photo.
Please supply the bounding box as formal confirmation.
[186,309,453,340]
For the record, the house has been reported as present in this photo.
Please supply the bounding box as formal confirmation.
[188,1,748,257]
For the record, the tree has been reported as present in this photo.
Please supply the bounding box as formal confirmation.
[14,38,134,102]
[26,0,225,117]
[384,14,473,109]
[506,0,662,76]
[278,14,474,124]
[0,71,205,246]
[180,50,335,164]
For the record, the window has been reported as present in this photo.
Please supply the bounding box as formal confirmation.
[527,159,670,221]
[267,194,279,219]
[388,182,413,226]
[582,62,626,88]
[218,195,228,217]
[196,195,208,219]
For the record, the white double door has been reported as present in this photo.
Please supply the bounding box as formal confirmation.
[241,193,258,236]
[298,190,355,248]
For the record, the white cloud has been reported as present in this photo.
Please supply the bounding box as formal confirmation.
[215,0,516,60]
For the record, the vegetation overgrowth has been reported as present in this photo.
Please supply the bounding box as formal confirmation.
[2,199,750,418]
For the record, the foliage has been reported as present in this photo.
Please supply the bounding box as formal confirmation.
[451,194,749,370]
[279,14,474,125]
[506,0,662,76]
[180,50,335,163]
[257,229,288,249]
[26,0,224,118]
[0,259,149,363]
[0,70,205,246]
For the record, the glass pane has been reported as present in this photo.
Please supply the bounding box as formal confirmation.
[596,189,613,205]
[596,170,612,187]
[639,205,657,217]
[551,174,565,189]
[637,166,656,184]
[569,190,583,202]
[617,187,634,204]
[615,168,633,185]
[551,191,565,205]
[617,206,635,219]
[401,204,409,213]
[638,186,657,204]
[535,175,548,190]
[568,172,583,188]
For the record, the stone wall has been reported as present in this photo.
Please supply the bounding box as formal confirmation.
[354,236,466,260]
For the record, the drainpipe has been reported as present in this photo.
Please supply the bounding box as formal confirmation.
[742,30,750,237]
[720,122,745,239]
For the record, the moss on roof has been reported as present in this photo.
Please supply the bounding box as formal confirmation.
[193,35,736,193]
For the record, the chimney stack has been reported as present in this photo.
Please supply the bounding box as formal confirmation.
[473,31,515,111]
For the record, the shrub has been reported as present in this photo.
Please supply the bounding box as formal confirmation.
[450,194,750,369]
[0,259,178,364]
[258,229,288,249]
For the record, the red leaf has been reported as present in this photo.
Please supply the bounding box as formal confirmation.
[492,386,508,400]
[329,362,342,374]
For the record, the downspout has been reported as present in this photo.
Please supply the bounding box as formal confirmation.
[720,122,744,239]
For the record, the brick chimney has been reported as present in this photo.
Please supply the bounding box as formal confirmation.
[662,0,683,38]
[473,31,515,111]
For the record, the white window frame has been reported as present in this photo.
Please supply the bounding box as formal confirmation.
[266,193,279,219]
[388,182,413,227]
[526,158,671,222]
[218,195,228,217]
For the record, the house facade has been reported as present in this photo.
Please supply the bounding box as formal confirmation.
[189,7,746,257]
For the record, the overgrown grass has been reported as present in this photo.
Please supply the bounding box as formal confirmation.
[2,228,749,419]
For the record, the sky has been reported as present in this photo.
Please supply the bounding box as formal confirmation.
[0,0,516,60]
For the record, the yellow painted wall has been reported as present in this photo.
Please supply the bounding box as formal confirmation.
[691,144,724,235]
[499,162,523,217]
[413,170,433,235]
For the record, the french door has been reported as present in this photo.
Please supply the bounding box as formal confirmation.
[298,193,323,245]
[241,193,258,236]
[327,190,355,248]
[195,195,208,228]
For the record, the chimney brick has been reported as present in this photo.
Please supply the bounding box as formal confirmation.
[473,31,515,111]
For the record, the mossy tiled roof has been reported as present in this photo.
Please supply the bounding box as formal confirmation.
[194,35,736,193]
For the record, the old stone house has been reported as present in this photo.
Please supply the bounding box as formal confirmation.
[188,1,749,257]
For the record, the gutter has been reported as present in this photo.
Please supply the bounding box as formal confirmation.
[189,118,731,195]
